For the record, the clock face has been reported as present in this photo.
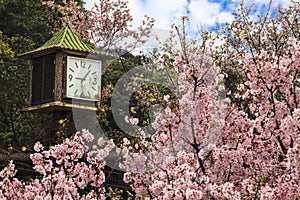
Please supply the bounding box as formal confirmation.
[66,56,101,101]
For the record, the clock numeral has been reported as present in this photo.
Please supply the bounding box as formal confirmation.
[81,60,86,68]
[92,74,98,85]
[69,74,73,82]
[80,91,85,98]
[74,89,78,97]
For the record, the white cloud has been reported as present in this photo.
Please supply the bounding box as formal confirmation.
[84,0,95,10]
[218,12,235,24]
[188,0,234,31]
[128,0,188,29]
[244,0,291,7]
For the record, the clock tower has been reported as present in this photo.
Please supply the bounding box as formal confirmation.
[19,26,113,112]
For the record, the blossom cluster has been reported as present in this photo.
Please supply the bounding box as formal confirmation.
[0,132,106,200]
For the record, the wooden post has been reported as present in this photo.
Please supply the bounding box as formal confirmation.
[54,51,64,102]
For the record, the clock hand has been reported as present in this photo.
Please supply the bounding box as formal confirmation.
[74,70,91,82]
[75,77,84,81]
[82,70,91,81]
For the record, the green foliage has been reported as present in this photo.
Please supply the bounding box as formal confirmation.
[97,54,140,147]
[0,0,53,47]
[99,53,174,145]
[104,186,146,200]
[129,83,175,127]
[102,53,142,88]
[0,0,86,47]
[294,195,300,200]
[99,53,178,151]
[0,31,40,151]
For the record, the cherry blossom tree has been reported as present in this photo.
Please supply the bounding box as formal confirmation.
[90,0,154,51]
[120,1,300,199]
[0,131,107,199]
[120,17,230,199]
[42,0,91,39]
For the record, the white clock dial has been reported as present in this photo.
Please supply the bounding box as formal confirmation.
[66,56,101,101]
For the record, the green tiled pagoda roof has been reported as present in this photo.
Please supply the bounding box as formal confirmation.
[20,26,94,56]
